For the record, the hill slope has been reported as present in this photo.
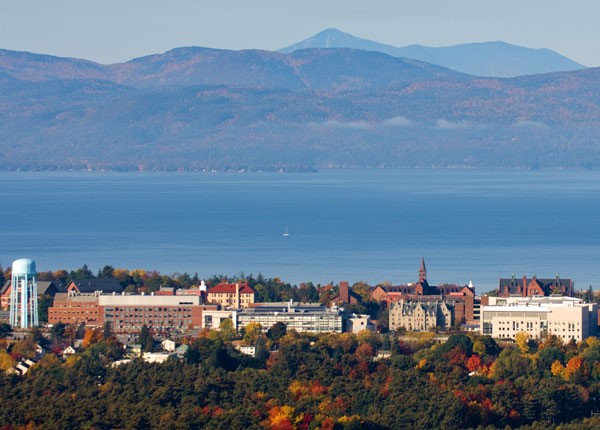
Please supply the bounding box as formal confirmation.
[1,47,600,171]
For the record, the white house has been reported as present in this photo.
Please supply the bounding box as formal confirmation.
[62,346,76,356]
[161,339,176,352]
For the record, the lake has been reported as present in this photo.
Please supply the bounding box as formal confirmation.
[1,169,599,293]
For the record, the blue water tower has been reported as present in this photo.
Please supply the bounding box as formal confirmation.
[9,258,38,328]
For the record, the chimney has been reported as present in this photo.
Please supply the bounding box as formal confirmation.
[236,283,240,309]
[339,281,349,303]
[522,275,527,297]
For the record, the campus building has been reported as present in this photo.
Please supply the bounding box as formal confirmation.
[389,298,454,331]
[373,259,477,327]
[237,301,343,333]
[49,293,101,327]
[480,296,598,343]
[48,292,215,333]
[207,282,256,308]
[498,274,574,297]
[98,294,206,333]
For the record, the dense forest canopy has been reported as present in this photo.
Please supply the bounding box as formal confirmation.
[2,326,600,429]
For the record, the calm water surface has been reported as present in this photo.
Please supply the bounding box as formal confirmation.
[1,169,599,293]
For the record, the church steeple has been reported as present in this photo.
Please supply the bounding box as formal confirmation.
[418,257,427,282]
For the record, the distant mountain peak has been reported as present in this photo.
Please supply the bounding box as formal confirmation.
[279,28,399,55]
[279,29,585,77]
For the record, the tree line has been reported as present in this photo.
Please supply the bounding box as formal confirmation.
[2,322,600,429]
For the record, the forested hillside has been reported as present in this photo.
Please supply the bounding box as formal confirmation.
[1,47,600,171]
[1,329,600,429]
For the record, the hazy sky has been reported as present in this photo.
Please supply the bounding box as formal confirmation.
[1,1,597,66]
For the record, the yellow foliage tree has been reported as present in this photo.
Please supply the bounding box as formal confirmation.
[289,380,302,397]
[472,340,486,356]
[356,329,377,346]
[515,331,530,354]
[37,353,60,369]
[0,350,16,371]
[551,359,565,377]
[415,358,427,370]
[65,355,81,367]
[218,318,236,341]
[243,322,262,344]
[11,338,37,359]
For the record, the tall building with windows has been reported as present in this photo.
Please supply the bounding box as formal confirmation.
[480,296,597,342]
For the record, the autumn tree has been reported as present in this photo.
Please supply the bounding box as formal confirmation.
[563,356,587,383]
[515,331,530,354]
[218,318,236,342]
[267,322,287,342]
[0,349,16,370]
[243,322,263,344]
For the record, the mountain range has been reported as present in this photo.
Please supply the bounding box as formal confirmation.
[279,28,585,78]
[0,32,599,171]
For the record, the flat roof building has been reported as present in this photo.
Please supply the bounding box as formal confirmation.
[238,301,343,334]
[49,292,214,334]
[481,296,597,343]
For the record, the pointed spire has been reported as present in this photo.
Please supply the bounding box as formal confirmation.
[418,257,427,282]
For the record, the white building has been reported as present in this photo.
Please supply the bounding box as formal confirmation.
[481,296,598,343]
[236,345,256,357]
[346,314,376,333]
[201,309,237,330]
[237,301,343,334]
[142,352,171,363]
[161,339,176,352]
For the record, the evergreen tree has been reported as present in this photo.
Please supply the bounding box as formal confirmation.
[138,324,154,352]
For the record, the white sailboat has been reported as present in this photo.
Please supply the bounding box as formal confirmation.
[282,226,290,237]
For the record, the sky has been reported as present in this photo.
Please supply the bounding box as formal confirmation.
[1,1,597,66]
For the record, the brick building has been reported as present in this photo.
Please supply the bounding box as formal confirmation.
[48,292,214,333]
[67,278,123,295]
[49,293,101,327]
[331,281,362,305]
[372,259,475,305]
[374,259,477,327]
[498,274,574,297]
[1,279,65,311]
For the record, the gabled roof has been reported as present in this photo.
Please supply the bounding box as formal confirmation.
[377,283,471,297]
[1,279,66,295]
[208,283,256,295]
[1,280,10,295]
[69,278,123,294]
[498,276,573,296]
[38,280,67,295]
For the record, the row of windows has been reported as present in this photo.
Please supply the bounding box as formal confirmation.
[50,310,97,315]
[105,313,192,318]
[109,307,192,312]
